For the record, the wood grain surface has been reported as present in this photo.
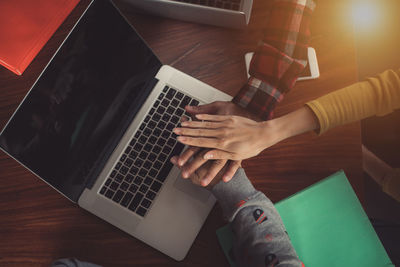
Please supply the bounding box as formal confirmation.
[0,0,362,266]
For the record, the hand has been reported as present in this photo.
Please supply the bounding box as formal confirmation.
[171,101,255,186]
[174,114,277,161]
[171,146,240,187]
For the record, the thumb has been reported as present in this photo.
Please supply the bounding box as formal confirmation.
[185,101,220,115]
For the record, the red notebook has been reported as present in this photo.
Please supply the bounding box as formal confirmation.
[0,0,80,75]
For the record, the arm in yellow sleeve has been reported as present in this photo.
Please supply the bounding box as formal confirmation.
[306,69,400,134]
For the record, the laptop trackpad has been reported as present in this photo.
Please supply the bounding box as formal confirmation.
[173,176,211,203]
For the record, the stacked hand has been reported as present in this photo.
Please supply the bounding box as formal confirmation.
[170,101,260,187]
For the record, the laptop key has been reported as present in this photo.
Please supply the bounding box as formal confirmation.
[143,128,152,137]
[176,108,184,116]
[180,96,191,108]
[110,170,117,178]
[149,108,155,115]
[157,106,165,114]
[157,93,165,100]
[153,113,161,121]
[146,191,156,200]
[148,153,157,161]
[125,174,134,183]
[129,184,138,193]
[134,143,143,151]
[148,136,157,144]
[144,144,152,152]
[161,99,170,107]
[149,168,158,178]
[129,166,139,175]
[162,146,172,155]
[171,99,179,107]
[143,160,152,170]
[141,198,151,209]
[167,138,176,147]
[139,184,149,194]
[139,136,147,144]
[105,189,114,199]
[125,158,133,167]
[176,91,184,100]
[154,161,162,170]
[134,176,143,185]
[112,190,124,203]
[100,186,107,195]
[115,173,124,183]
[105,178,112,186]
[144,115,151,123]
[153,128,162,136]
[166,106,175,115]
[190,99,199,106]
[110,181,119,191]
[136,206,147,217]
[121,192,133,207]
[134,158,144,168]
[163,86,169,93]
[170,116,179,124]
[148,120,156,129]
[162,113,171,122]
[153,145,162,154]
[157,153,167,162]
[154,100,160,108]
[129,150,138,159]
[144,177,153,185]
[120,166,128,175]
[120,182,129,191]
[134,131,141,139]
[128,193,144,212]
[139,151,148,160]
[157,138,166,147]
[151,181,162,192]
[161,130,170,139]
[139,168,148,177]
[115,162,122,170]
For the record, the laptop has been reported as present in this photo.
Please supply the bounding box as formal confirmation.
[0,0,231,261]
[122,0,254,28]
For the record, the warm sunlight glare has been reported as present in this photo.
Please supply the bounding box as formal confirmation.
[352,1,381,31]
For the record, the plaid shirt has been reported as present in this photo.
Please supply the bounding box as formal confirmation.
[233,0,316,120]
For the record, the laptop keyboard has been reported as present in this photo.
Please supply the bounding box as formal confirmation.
[99,86,199,217]
[172,0,241,11]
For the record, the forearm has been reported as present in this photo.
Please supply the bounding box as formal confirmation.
[259,106,319,149]
[212,168,302,267]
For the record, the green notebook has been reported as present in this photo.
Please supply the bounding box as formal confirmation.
[216,170,394,267]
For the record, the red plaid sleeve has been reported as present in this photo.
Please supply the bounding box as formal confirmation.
[233,0,316,120]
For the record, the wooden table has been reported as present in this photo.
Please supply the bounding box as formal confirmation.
[0,0,362,266]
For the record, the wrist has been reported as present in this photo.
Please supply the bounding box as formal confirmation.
[259,106,319,150]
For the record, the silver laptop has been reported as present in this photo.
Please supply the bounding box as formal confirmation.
[123,0,254,28]
[0,0,231,261]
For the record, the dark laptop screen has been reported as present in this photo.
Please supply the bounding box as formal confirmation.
[0,0,162,201]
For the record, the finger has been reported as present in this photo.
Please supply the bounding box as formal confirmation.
[195,114,230,122]
[181,150,208,179]
[185,102,221,115]
[180,115,190,123]
[177,136,221,149]
[201,159,227,187]
[170,156,179,166]
[176,146,201,167]
[173,127,220,137]
[180,120,222,129]
[222,160,242,182]
[203,149,235,160]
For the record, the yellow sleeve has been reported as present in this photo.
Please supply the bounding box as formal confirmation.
[306,69,400,134]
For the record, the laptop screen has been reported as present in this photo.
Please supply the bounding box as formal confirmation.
[0,0,162,202]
